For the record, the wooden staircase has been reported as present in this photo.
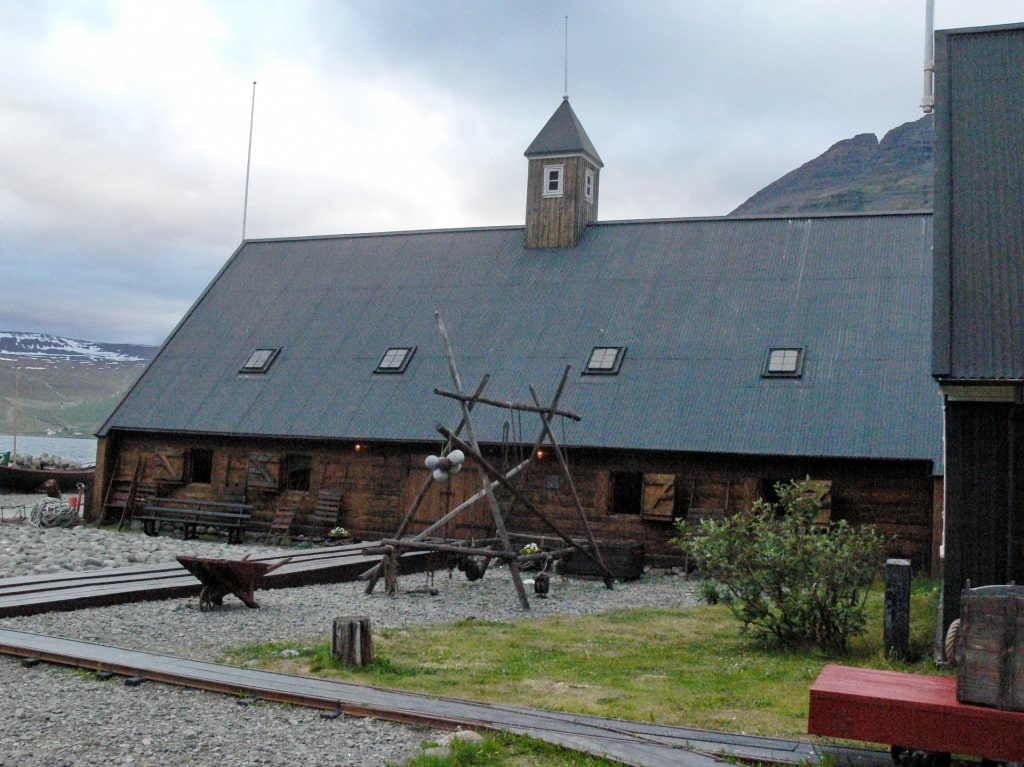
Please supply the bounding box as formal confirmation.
[99,456,145,528]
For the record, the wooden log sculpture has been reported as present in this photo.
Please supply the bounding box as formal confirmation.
[332,615,374,667]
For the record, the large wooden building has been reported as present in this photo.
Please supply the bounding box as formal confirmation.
[95,98,943,568]
[932,23,1024,628]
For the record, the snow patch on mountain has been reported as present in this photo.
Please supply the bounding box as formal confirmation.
[0,332,156,363]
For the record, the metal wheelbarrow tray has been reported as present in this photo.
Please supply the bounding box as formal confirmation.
[176,555,291,610]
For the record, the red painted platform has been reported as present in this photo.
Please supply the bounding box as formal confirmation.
[808,664,1024,762]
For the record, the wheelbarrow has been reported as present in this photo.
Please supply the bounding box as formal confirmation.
[176,554,292,610]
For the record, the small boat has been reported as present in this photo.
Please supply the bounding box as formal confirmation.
[0,456,95,493]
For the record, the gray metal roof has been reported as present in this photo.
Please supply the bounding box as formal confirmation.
[101,213,941,467]
[933,23,1024,380]
[524,98,604,166]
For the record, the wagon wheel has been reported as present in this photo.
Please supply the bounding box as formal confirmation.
[943,618,961,666]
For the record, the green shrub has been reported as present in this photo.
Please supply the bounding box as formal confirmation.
[673,478,884,653]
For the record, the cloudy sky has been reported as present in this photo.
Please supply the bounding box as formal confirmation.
[1,1,1021,346]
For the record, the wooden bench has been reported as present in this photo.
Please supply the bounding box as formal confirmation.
[808,663,1024,763]
[136,498,252,544]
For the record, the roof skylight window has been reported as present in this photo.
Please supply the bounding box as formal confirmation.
[240,347,280,374]
[763,347,805,378]
[375,346,415,374]
[584,346,626,375]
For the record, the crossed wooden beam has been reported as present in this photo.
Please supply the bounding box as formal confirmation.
[364,312,613,609]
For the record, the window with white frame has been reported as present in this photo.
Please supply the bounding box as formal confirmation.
[585,168,594,202]
[543,164,564,197]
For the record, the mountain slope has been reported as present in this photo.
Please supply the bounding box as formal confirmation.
[0,332,156,437]
[730,114,933,216]
[0,332,154,363]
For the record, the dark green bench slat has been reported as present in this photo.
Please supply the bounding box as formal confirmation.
[139,500,252,543]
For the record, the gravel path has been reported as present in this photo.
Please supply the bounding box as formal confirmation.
[0,492,699,766]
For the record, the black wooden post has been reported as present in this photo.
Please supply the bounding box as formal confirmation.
[884,558,911,660]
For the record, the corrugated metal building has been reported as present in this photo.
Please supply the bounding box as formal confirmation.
[933,23,1024,629]
[96,99,943,567]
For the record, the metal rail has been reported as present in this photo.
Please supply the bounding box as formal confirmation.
[0,542,889,766]
[0,628,886,767]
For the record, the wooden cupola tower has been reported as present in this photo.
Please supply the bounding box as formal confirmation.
[524,98,603,249]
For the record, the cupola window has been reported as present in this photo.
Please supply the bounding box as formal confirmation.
[543,164,564,197]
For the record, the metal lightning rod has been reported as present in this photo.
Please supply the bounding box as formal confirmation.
[563,16,569,99]
[242,81,257,240]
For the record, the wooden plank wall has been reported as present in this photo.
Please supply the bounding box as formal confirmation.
[524,156,598,248]
[98,433,938,570]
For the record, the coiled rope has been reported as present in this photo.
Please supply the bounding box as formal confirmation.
[29,498,77,528]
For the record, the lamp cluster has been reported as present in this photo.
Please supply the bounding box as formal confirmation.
[425,449,466,482]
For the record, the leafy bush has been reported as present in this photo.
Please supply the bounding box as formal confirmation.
[673,478,884,653]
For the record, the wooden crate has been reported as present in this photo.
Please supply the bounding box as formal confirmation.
[957,584,1024,711]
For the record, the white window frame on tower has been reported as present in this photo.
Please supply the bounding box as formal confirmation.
[585,168,594,202]
[542,164,564,198]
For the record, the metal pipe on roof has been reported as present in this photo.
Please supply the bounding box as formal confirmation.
[922,0,935,113]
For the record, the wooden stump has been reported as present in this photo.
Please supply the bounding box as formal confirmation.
[332,616,374,667]
[382,547,399,596]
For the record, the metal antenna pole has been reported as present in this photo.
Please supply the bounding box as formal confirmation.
[12,363,19,464]
[242,81,257,240]
[563,16,569,99]
[921,0,935,113]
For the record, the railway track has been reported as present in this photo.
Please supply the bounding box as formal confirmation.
[0,540,889,766]
[0,627,887,767]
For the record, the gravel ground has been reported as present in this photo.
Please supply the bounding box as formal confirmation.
[0,491,700,766]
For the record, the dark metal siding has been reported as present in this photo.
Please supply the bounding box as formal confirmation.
[101,214,940,467]
[934,24,1024,380]
[942,401,1024,628]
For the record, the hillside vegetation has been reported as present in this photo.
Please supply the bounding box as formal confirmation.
[0,358,147,437]
[0,333,154,437]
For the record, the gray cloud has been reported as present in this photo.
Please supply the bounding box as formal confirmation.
[1,1,1020,345]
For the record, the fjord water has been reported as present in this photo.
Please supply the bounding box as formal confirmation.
[0,434,97,465]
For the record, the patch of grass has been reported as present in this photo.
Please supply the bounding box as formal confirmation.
[226,576,945,740]
[395,731,623,767]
